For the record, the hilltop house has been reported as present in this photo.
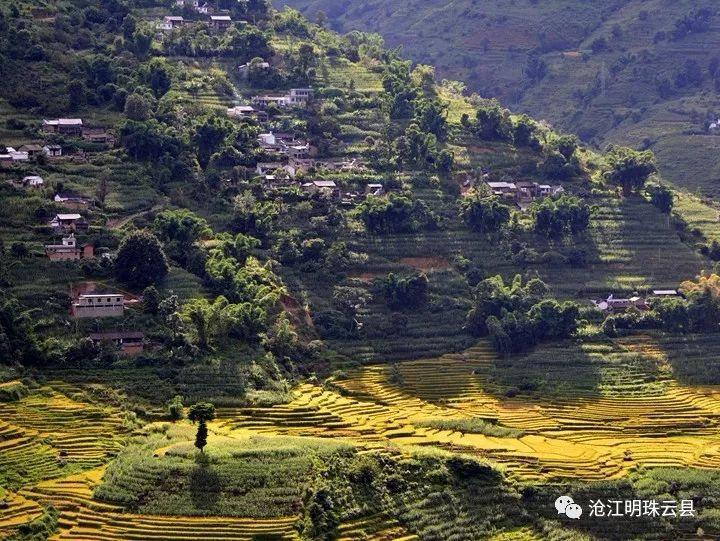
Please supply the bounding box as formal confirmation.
[43,144,62,158]
[49,213,89,232]
[43,118,83,136]
[45,234,94,261]
[72,293,124,319]
[88,331,144,355]
[2,147,29,161]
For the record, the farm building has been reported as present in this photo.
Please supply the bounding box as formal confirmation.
[592,294,648,313]
[18,144,43,157]
[88,331,144,354]
[209,15,232,30]
[72,294,125,319]
[49,213,89,232]
[303,180,340,200]
[43,118,83,136]
[45,234,94,261]
[22,175,44,187]
[43,144,62,157]
[54,191,91,209]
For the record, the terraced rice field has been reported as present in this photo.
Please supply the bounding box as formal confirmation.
[6,335,720,539]
[217,338,720,482]
[21,469,299,541]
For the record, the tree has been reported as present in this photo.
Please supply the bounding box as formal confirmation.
[167,395,184,420]
[192,115,234,169]
[532,195,590,239]
[262,313,301,359]
[528,299,579,339]
[648,184,673,213]
[474,99,512,141]
[124,93,152,121]
[188,402,216,453]
[605,146,657,195]
[460,194,511,233]
[143,285,161,315]
[95,169,111,206]
[384,273,429,310]
[115,231,169,288]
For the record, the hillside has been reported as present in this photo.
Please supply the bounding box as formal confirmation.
[3,1,720,540]
[276,0,720,195]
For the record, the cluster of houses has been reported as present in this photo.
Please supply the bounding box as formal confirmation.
[2,118,113,164]
[258,131,310,159]
[591,290,680,313]
[486,180,565,207]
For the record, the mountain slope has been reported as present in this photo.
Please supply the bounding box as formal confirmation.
[276,0,720,194]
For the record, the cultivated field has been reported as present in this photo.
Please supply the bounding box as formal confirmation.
[5,334,720,539]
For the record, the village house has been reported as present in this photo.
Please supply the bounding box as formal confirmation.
[43,144,62,158]
[366,183,385,196]
[259,132,278,147]
[227,105,255,117]
[251,95,291,108]
[18,144,43,158]
[286,143,310,159]
[652,289,680,298]
[591,294,649,313]
[49,213,89,232]
[72,293,125,319]
[709,119,720,134]
[485,180,564,203]
[23,175,44,188]
[3,147,29,161]
[288,88,313,104]
[303,180,340,200]
[487,181,518,200]
[256,162,284,176]
[43,118,83,137]
[238,61,270,78]
[45,234,94,261]
[54,191,90,210]
[88,331,144,355]
[209,14,232,31]
[82,129,115,146]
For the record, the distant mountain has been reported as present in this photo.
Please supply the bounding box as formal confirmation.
[275,0,720,195]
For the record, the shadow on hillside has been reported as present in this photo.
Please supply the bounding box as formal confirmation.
[189,459,221,512]
[481,339,605,400]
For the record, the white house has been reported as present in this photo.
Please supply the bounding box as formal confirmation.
[23,175,44,187]
[259,132,277,146]
[72,294,125,319]
[289,88,314,104]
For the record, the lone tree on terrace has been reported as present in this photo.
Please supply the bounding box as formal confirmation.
[188,402,216,453]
